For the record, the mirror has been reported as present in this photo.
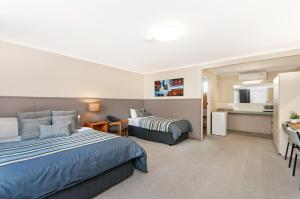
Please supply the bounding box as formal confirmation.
[233,83,273,104]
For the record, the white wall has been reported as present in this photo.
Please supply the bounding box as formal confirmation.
[142,52,300,100]
[0,41,144,99]
[144,66,202,99]
[2,39,299,105]
[273,71,300,155]
[215,69,297,103]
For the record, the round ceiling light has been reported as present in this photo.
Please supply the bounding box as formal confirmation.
[148,24,185,42]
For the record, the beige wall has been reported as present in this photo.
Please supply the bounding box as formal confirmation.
[0,41,144,99]
[3,40,298,102]
[202,70,219,111]
[217,69,296,103]
[144,66,202,99]
[217,75,239,103]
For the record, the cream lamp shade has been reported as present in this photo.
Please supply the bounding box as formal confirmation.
[89,102,100,123]
[89,103,100,112]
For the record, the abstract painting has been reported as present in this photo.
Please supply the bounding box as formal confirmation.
[154,78,184,97]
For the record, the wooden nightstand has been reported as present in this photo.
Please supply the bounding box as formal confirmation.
[84,121,109,132]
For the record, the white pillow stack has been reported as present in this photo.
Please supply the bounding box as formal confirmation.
[0,118,20,142]
[130,109,138,118]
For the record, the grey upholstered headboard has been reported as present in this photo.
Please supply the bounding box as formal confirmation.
[0,96,144,129]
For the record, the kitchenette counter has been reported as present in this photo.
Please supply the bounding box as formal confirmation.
[216,109,273,135]
[217,109,273,115]
[228,110,273,116]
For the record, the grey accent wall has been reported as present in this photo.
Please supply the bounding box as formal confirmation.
[0,97,144,127]
[144,99,201,140]
[0,97,202,139]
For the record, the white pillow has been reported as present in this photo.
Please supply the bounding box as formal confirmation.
[77,127,92,132]
[130,109,138,118]
[0,117,18,139]
[0,136,21,143]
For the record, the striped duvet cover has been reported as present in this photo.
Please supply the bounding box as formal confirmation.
[0,129,147,199]
[138,116,192,140]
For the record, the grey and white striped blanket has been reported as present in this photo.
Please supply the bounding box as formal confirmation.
[138,117,180,132]
[138,116,192,140]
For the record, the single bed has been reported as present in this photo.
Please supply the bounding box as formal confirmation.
[128,116,191,145]
[0,128,147,199]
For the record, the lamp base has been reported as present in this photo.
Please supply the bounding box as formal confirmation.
[91,111,97,123]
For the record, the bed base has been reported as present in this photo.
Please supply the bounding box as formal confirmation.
[44,161,134,199]
[128,125,188,145]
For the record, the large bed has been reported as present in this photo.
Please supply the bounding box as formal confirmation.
[128,116,191,145]
[0,128,147,199]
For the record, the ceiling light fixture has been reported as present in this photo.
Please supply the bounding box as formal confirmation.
[147,24,185,42]
[233,85,241,89]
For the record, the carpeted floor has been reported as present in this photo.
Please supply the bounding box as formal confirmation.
[95,133,300,199]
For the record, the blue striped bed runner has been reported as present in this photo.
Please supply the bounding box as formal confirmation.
[0,131,117,167]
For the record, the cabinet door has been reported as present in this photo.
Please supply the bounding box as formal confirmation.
[278,72,300,155]
[272,76,280,151]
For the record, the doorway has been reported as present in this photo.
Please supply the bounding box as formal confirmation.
[201,76,209,137]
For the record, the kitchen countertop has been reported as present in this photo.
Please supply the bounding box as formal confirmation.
[217,109,273,116]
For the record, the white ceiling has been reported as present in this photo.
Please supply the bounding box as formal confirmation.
[1,0,300,74]
[208,55,300,76]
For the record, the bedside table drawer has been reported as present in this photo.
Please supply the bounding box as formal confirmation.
[84,121,109,132]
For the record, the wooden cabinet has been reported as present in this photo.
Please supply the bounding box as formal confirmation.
[228,113,272,134]
[84,120,129,136]
[84,121,109,132]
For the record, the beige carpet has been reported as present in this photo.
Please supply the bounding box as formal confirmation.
[95,133,300,199]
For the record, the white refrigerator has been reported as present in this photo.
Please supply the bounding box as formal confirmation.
[212,112,228,136]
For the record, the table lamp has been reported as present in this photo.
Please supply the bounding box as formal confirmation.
[89,102,100,123]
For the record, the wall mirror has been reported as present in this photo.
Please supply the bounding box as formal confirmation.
[233,83,273,104]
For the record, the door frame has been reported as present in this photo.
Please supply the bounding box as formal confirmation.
[201,74,212,138]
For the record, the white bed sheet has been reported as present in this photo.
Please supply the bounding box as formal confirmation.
[0,117,18,139]
[0,136,21,143]
[77,127,92,132]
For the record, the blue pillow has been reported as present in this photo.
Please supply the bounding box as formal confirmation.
[107,115,120,122]
[39,124,71,140]
[21,117,52,141]
[52,110,80,129]
[139,111,151,117]
[52,115,78,134]
[17,110,51,134]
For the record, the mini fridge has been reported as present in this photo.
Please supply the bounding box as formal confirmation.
[212,112,227,136]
